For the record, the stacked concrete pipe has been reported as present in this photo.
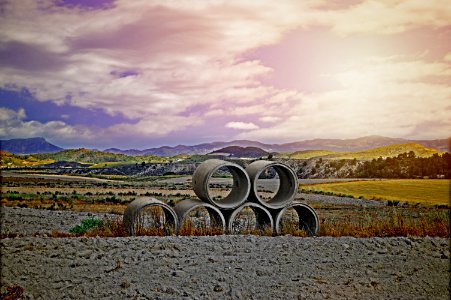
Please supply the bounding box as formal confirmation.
[123,159,319,236]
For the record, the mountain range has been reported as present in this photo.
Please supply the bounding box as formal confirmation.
[0,137,63,154]
[0,135,448,155]
[105,135,449,155]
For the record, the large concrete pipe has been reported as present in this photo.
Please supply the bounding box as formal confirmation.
[224,202,274,235]
[192,159,250,209]
[173,198,226,234]
[123,197,178,236]
[246,160,298,209]
[274,202,319,236]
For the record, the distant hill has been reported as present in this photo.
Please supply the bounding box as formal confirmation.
[328,143,440,160]
[0,137,63,154]
[412,139,449,152]
[107,140,277,156]
[0,151,53,168]
[32,148,171,164]
[210,146,269,158]
[107,135,448,156]
[280,135,414,152]
[33,148,134,164]
[286,150,336,159]
[2,135,448,156]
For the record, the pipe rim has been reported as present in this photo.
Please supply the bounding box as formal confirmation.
[123,197,178,236]
[175,200,226,234]
[193,159,250,209]
[248,161,298,209]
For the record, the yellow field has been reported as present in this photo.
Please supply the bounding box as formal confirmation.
[301,179,450,205]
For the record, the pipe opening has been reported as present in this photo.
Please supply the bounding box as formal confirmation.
[178,206,224,236]
[228,203,273,235]
[123,198,178,236]
[134,205,176,236]
[256,166,280,203]
[207,166,234,205]
[275,203,319,237]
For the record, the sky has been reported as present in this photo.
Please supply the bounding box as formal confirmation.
[0,0,450,149]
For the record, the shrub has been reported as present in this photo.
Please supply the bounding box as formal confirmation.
[69,217,103,234]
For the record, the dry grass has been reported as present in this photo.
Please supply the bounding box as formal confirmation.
[178,220,224,236]
[318,208,449,237]
[85,216,128,237]
[279,220,309,237]
[232,226,273,236]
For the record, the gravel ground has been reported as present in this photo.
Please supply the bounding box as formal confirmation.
[1,207,449,299]
[0,207,117,236]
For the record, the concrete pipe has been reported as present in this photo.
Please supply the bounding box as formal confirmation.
[274,202,319,236]
[192,159,250,209]
[174,198,226,234]
[224,202,274,235]
[123,197,178,236]
[246,160,298,209]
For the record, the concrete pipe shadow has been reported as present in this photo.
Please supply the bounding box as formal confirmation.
[246,160,298,209]
[224,202,274,235]
[192,159,250,209]
[274,202,319,237]
[174,198,226,235]
[123,197,178,236]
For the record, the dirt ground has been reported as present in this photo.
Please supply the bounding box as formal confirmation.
[1,207,449,300]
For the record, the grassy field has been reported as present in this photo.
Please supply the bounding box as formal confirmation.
[301,179,450,206]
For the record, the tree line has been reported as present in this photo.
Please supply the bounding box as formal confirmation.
[351,151,451,179]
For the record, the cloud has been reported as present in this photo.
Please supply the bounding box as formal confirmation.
[236,57,451,141]
[321,0,451,35]
[226,121,260,130]
[0,107,201,148]
[259,116,281,123]
[0,0,450,146]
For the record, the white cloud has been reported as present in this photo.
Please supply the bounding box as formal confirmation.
[322,0,451,35]
[0,108,201,148]
[226,121,260,130]
[236,57,451,141]
[1,1,450,146]
[259,116,281,123]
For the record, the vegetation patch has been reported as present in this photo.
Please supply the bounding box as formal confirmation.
[319,208,449,237]
[301,179,450,205]
[69,217,103,234]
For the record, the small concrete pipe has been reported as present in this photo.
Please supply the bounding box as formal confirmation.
[224,202,274,234]
[173,198,226,234]
[246,160,298,209]
[274,202,319,236]
[123,197,178,236]
[192,159,250,209]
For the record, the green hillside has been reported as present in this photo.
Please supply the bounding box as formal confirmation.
[287,150,336,159]
[33,149,174,165]
[33,148,134,163]
[278,143,441,161]
[330,143,440,160]
[0,151,53,168]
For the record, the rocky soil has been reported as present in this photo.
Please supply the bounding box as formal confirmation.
[1,207,450,299]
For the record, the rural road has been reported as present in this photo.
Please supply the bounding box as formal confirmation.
[1,207,449,299]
